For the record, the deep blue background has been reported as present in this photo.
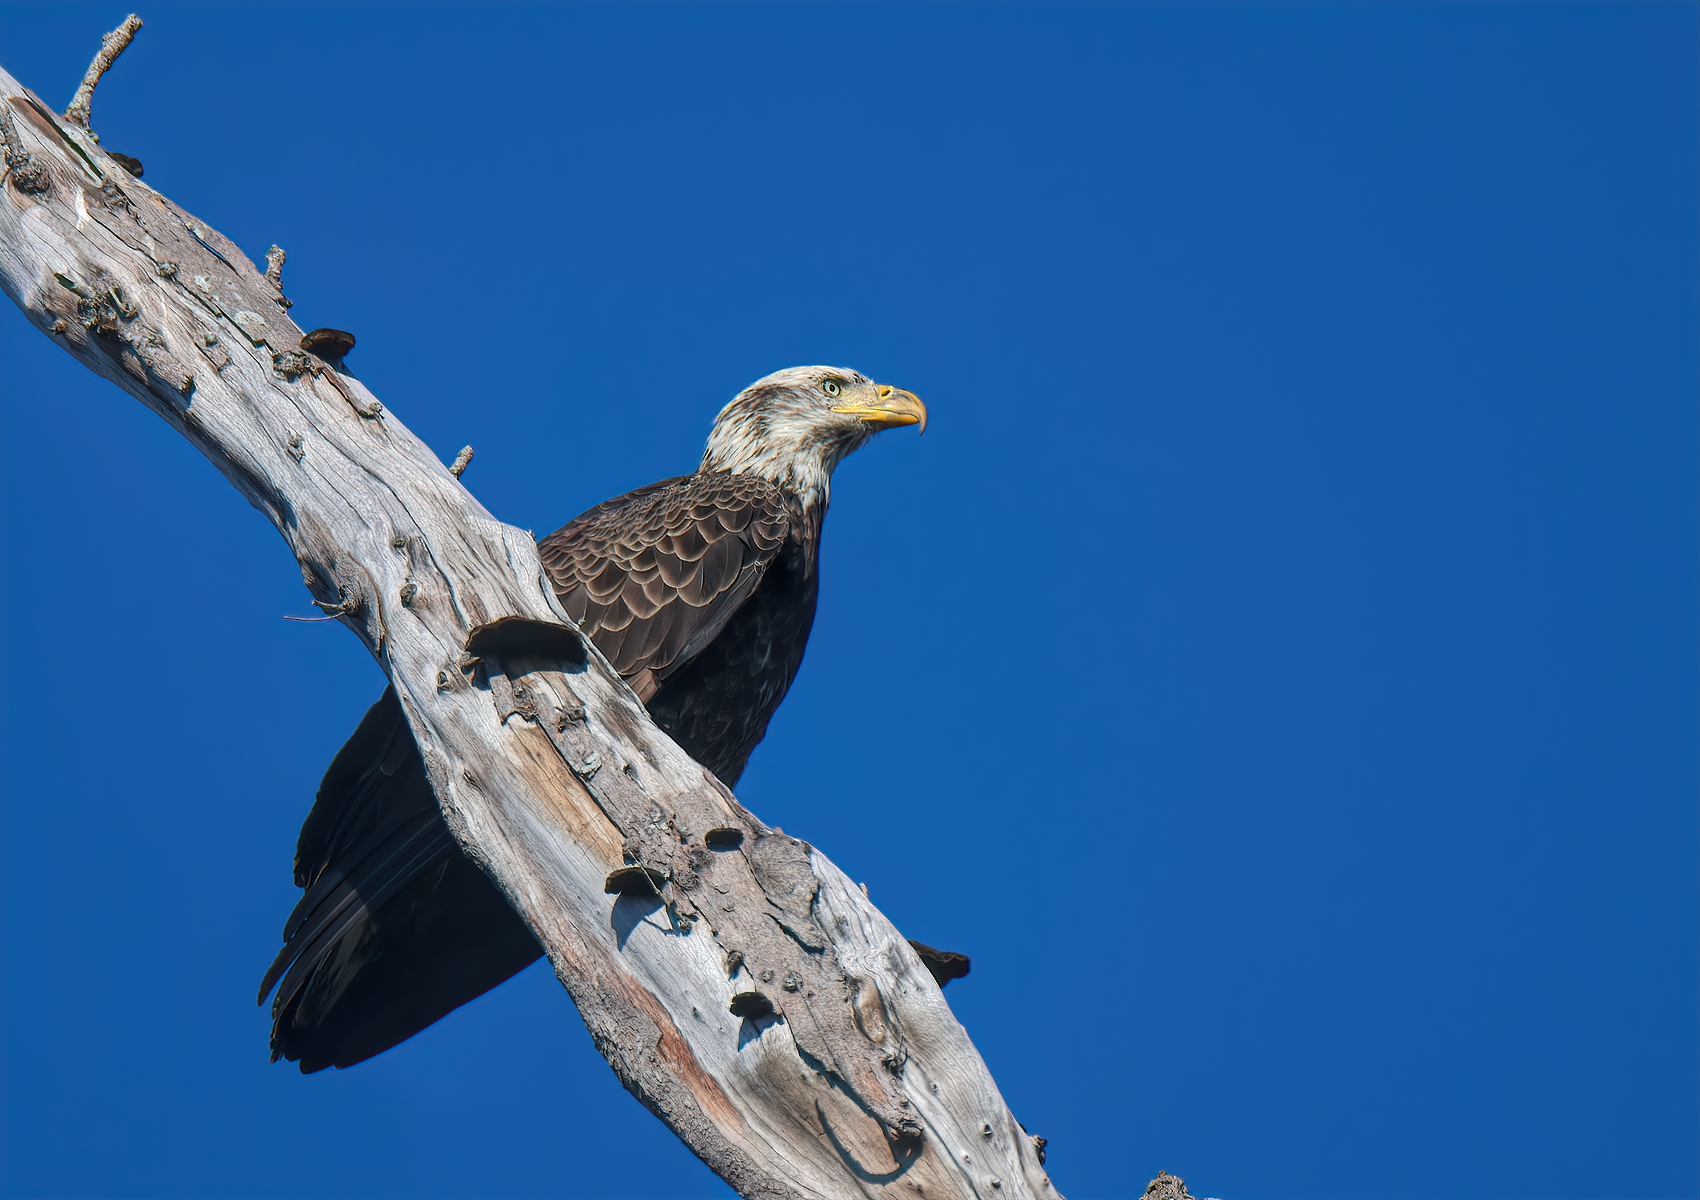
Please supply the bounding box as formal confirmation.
[2,4,1694,1198]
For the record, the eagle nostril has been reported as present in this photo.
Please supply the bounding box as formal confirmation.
[877,386,893,398]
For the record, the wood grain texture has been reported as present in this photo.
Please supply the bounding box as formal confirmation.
[0,61,1058,1200]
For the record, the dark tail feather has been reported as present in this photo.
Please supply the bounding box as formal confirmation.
[258,815,455,1005]
[271,846,544,1071]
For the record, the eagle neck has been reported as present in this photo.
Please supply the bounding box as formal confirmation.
[701,443,851,518]
[699,396,871,518]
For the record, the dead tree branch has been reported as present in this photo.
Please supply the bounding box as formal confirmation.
[0,53,1058,1200]
[62,14,142,132]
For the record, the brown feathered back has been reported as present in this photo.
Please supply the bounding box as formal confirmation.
[540,473,790,698]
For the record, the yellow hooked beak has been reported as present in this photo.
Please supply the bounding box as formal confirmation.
[831,384,928,435]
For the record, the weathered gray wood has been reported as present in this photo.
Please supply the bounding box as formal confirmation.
[0,48,1059,1200]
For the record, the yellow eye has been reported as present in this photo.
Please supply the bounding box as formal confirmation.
[822,380,841,398]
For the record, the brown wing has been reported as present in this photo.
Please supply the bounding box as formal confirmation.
[538,473,791,700]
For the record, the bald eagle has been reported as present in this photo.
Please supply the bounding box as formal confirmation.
[260,367,965,1072]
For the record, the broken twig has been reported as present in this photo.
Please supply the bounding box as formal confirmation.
[64,14,144,132]
[264,245,286,290]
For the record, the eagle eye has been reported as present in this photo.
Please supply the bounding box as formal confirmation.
[821,379,842,398]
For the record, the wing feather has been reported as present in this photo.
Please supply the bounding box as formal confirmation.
[539,472,792,682]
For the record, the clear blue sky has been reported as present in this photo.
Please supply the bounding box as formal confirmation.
[2,4,1694,1199]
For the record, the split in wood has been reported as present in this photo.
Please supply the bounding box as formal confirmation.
[704,827,745,851]
[287,331,372,416]
[313,366,381,418]
[107,151,142,177]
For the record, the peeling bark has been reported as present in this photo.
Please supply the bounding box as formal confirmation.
[0,54,1060,1200]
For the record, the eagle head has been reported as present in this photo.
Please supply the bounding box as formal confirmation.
[700,366,927,506]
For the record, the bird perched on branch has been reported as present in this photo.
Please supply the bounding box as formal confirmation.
[260,366,966,1073]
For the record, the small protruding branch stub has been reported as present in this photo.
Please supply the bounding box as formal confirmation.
[0,107,49,194]
[264,244,286,289]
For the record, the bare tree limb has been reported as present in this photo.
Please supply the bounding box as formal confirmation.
[62,14,142,132]
[0,50,1059,1200]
